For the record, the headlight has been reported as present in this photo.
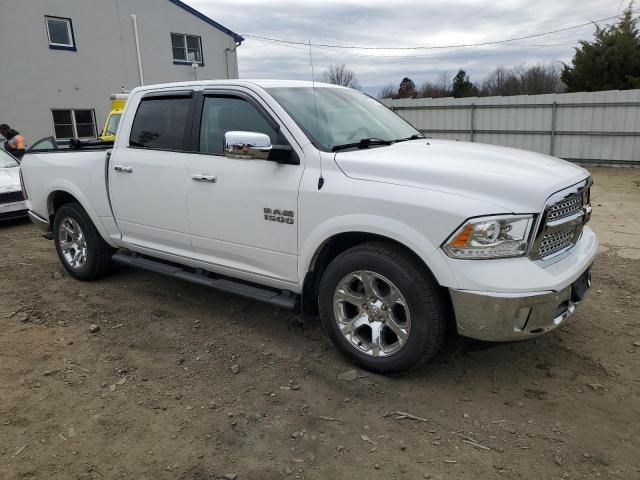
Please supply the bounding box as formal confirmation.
[443,215,534,259]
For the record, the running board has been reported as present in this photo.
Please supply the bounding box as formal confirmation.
[111,252,299,310]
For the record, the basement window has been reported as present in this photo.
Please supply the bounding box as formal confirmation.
[52,109,97,139]
[171,33,204,65]
[45,16,76,51]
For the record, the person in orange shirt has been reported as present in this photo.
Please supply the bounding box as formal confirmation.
[0,124,26,160]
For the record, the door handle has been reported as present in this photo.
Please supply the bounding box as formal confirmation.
[191,174,217,183]
[114,165,133,173]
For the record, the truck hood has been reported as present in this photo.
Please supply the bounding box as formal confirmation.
[334,139,590,212]
[0,167,21,193]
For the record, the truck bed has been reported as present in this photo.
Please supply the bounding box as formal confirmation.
[21,148,116,241]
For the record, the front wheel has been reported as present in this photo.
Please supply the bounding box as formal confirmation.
[318,242,446,374]
[53,202,114,281]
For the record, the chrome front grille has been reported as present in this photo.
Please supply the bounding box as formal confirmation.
[547,191,584,222]
[531,179,592,260]
[537,226,580,258]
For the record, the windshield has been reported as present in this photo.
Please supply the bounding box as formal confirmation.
[105,113,121,136]
[0,149,19,167]
[266,87,420,151]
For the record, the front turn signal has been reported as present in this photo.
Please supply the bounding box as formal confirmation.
[449,223,474,248]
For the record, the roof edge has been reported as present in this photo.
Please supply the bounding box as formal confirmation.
[168,0,244,44]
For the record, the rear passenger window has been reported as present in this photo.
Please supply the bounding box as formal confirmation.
[129,96,191,150]
[199,96,278,155]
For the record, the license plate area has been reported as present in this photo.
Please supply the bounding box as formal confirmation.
[571,267,592,303]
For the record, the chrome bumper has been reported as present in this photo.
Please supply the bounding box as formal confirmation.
[450,267,591,342]
[28,210,51,232]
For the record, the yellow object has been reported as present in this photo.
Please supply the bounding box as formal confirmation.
[98,94,128,142]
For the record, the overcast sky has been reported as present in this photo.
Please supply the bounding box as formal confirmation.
[187,0,628,94]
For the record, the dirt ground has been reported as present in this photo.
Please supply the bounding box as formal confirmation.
[1,167,639,480]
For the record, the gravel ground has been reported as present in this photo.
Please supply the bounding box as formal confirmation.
[1,167,639,480]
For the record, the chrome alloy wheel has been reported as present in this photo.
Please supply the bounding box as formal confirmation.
[58,217,87,270]
[333,271,411,357]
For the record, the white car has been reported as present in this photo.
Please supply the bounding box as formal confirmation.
[0,149,26,220]
[20,80,597,374]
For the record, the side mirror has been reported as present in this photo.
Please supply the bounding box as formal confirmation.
[224,131,272,160]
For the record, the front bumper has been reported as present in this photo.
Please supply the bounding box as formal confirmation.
[450,266,591,341]
[442,221,598,342]
[447,226,597,342]
[0,200,27,220]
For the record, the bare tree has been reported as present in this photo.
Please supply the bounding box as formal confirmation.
[480,67,516,96]
[481,63,564,96]
[517,64,565,94]
[378,84,397,98]
[419,72,451,98]
[321,63,361,90]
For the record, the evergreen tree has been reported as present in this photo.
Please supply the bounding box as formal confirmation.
[451,70,478,98]
[562,4,640,91]
[398,77,417,98]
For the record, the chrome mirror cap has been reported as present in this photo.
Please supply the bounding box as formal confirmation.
[224,131,272,160]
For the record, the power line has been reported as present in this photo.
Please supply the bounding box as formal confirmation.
[249,36,582,60]
[243,9,637,51]
[311,41,580,59]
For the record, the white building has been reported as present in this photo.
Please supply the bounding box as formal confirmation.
[0,0,243,143]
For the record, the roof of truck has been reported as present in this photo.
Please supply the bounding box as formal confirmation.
[243,80,344,88]
[131,80,345,94]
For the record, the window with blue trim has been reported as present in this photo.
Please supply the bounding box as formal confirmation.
[45,16,76,51]
[171,33,203,65]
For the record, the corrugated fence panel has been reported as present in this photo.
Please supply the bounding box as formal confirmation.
[383,89,640,165]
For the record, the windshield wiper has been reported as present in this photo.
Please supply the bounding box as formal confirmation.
[331,137,393,152]
[393,134,426,143]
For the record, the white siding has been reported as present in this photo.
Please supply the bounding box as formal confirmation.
[0,0,241,143]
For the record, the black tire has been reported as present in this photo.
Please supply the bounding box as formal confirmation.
[53,202,114,281]
[318,241,446,375]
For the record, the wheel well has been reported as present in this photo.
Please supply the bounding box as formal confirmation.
[48,191,79,224]
[301,233,454,331]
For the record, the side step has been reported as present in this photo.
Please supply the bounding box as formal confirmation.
[111,252,299,310]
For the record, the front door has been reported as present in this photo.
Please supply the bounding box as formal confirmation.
[110,92,194,259]
[186,92,304,286]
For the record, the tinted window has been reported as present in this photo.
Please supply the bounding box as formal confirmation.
[199,96,277,155]
[130,97,191,150]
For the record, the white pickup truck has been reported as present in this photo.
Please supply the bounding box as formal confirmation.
[20,80,597,374]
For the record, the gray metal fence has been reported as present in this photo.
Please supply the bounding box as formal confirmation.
[382,89,640,166]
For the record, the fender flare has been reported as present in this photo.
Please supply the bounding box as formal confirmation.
[299,214,458,289]
[46,182,117,247]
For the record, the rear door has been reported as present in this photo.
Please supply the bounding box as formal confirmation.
[186,90,304,286]
[109,91,195,258]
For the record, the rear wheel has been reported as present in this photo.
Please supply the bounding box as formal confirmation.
[318,241,446,374]
[53,203,114,280]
